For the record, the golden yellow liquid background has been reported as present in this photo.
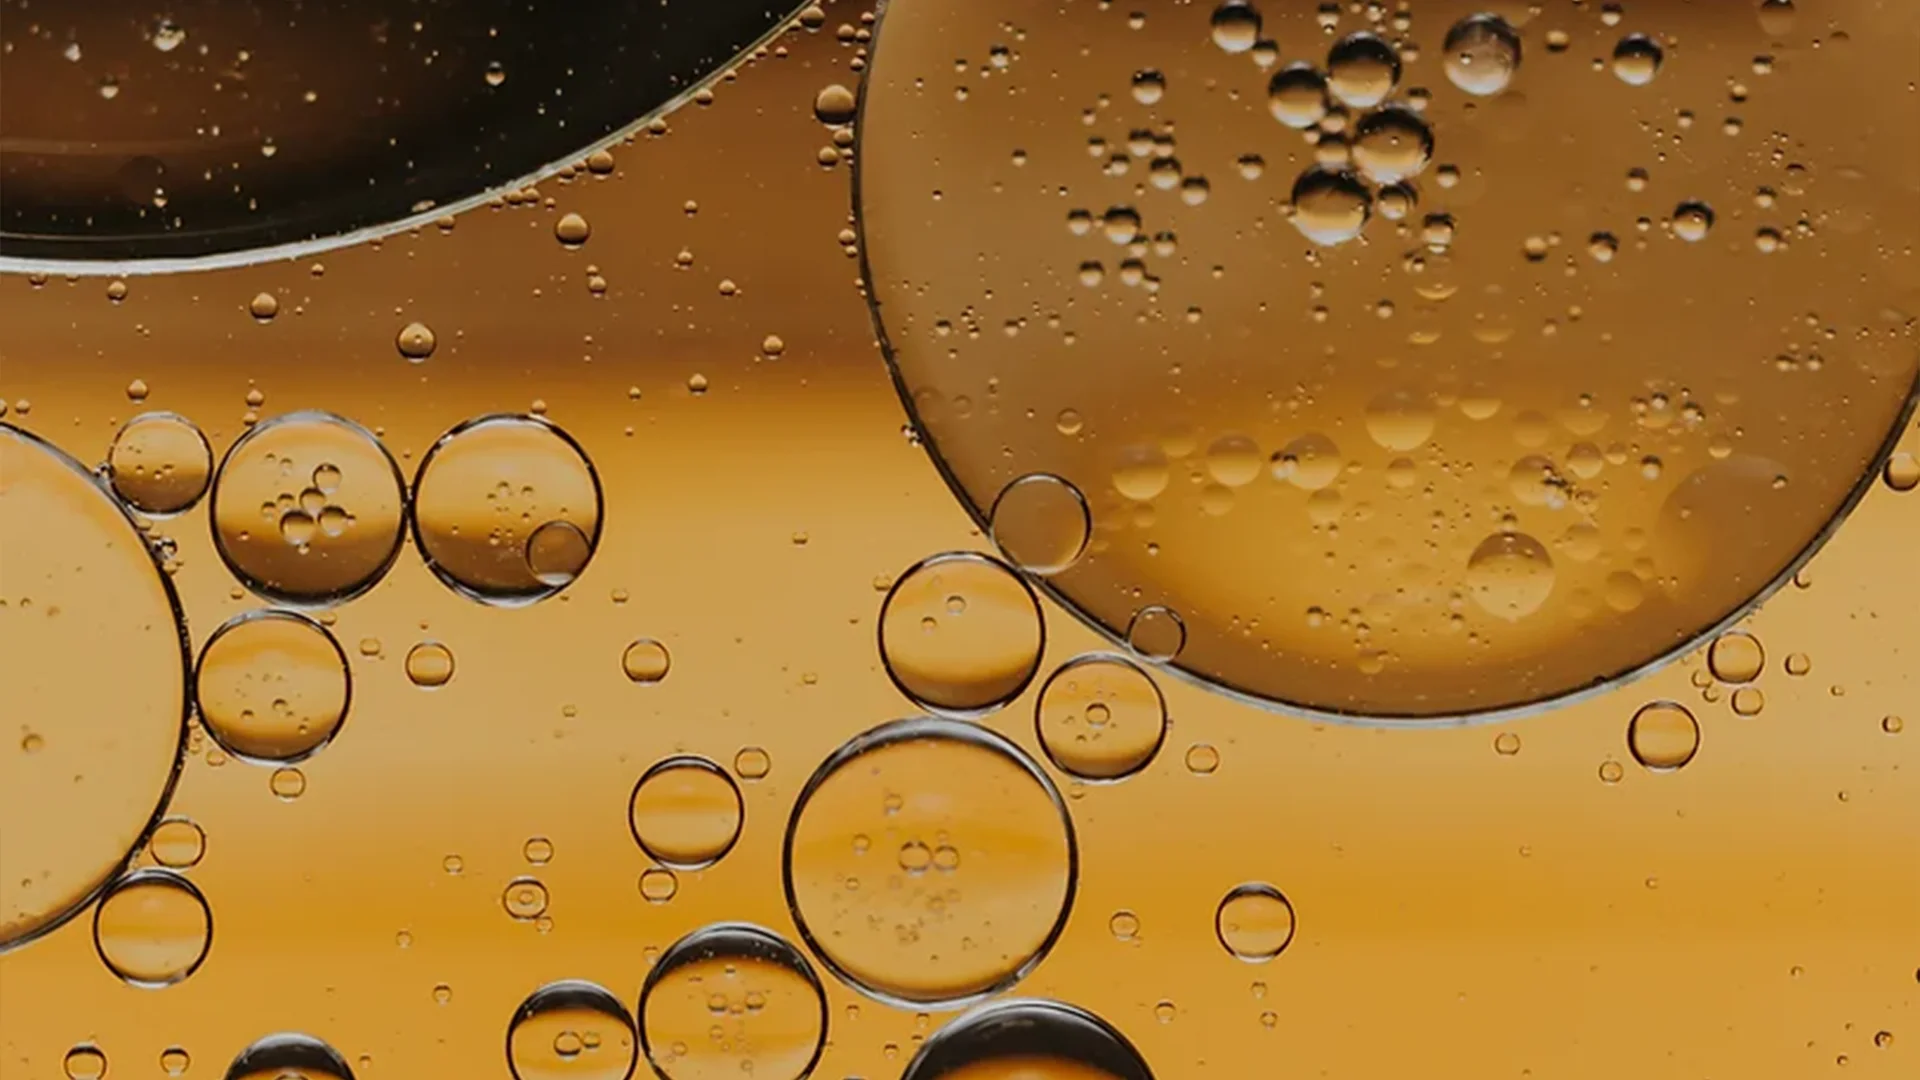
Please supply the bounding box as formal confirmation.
[1,3,1916,1077]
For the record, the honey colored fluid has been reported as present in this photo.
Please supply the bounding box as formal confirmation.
[1,3,1917,1079]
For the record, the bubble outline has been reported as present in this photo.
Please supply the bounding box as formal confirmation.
[193,608,353,766]
[91,866,213,988]
[898,997,1153,1080]
[0,422,192,955]
[410,413,606,607]
[987,471,1092,576]
[207,409,408,606]
[1212,881,1297,963]
[636,922,827,1080]
[847,2,1920,726]
[780,716,1079,1010]
[106,410,214,516]
[876,550,1046,718]
[1032,652,1168,783]
[627,754,745,870]
[507,978,638,1080]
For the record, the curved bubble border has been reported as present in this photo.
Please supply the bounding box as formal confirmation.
[1032,651,1169,784]
[636,922,828,1080]
[877,550,1047,718]
[193,607,354,767]
[627,754,746,871]
[408,412,606,607]
[0,4,820,278]
[91,866,213,987]
[206,409,410,608]
[847,0,1920,727]
[0,422,193,955]
[780,715,1080,1011]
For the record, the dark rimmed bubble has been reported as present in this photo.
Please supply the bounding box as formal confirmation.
[782,717,1076,1009]
[638,923,827,1080]
[92,867,212,987]
[194,609,351,765]
[412,414,604,606]
[507,979,638,1080]
[627,755,745,870]
[877,551,1045,716]
[899,998,1153,1080]
[223,1032,355,1080]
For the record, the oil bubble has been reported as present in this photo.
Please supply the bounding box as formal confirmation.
[149,817,206,869]
[195,609,350,764]
[1035,654,1167,781]
[396,321,438,362]
[1215,883,1296,961]
[1672,201,1715,242]
[639,923,827,1080]
[508,980,637,1080]
[878,552,1044,716]
[622,639,672,683]
[2,424,188,949]
[989,473,1091,576]
[210,410,406,604]
[1210,2,1261,54]
[783,718,1074,1007]
[1125,605,1187,663]
[814,84,856,125]
[898,998,1152,1080]
[1290,167,1371,245]
[405,641,456,688]
[1884,452,1919,492]
[108,412,213,515]
[92,868,211,987]
[1629,701,1700,772]
[1352,107,1434,185]
[65,1046,108,1080]
[554,212,591,248]
[222,1033,355,1080]
[502,877,550,920]
[1707,631,1764,684]
[629,756,744,870]
[1466,532,1555,621]
[1443,14,1521,97]
[413,415,604,605]
[639,868,679,904]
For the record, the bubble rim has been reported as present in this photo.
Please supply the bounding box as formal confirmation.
[636,922,827,1080]
[627,754,745,871]
[90,866,213,988]
[847,2,1920,726]
[0,422,192,955]
[207,409,409,607]
[222,1031,357,1080]
[1032,652,1169,784]
[1212,881,1297,963]
[409,412,606,608]
[0,4,823,274]
[193,607,354,767]
[506,978,638,1080]
[779,715,1080,1011]
[107,410,215,517]
[987,470,1093,576]
[1627,698,1702,773]
[897,997,1154,1080]
[876,550,1047,719]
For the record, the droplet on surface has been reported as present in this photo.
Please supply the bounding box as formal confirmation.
[1326,32,1401,108]
[878,552,1044,716]
[1885,452,1920,492]
[1629,701,1701,772]
[64,1046,108,1080]
[1,424,188,950]
[195,609,350,764]
[222,1032,355,1080]
[1442,14,1522,97]
[897,998,1152,1080]
[248,292,280,321]
[1612,34,1664,86]
[508,980,637,1080]
[270,766,307,800]
[1267,64,1330,129]
[639,923,827,1080]
[1672,201,1715,242]
[210,410,406,604]
[638,867,679,904]
[92,868,212,987]
[502,876,551,920]
[413,415,603,605]
[621,639,672,683]
[814,84,856,125]
[629,756,744,870]
[1707,631,1765,684]
[989,473,1091,576]
[109,412,213,516]
[783,718,1074,1007]
[1290,167,1371,245]
[1210,2,1261,54]
[1034,653,1167,781]
[396,321,438,362]
[554,212,592,248]
[405,641,456,688]
[1215,883,1296,962]
[1351,107,1434,185]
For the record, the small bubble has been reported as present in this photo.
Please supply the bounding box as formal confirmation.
[1109,910,1141,941]
[149,817,206,869]
[1267,64,1330,129]
[630,755,743,869]
[248,292,280,321]
[1493,731,1521,756]
[1326,32,1401,108]
[733,746,772,780]
[1707,631,1764,684]
[1884,452,1919,492]
[638,867,679,903]
[622,639,672,683]
[1598,760,1625,784]
[989,473,1090,576]
[1884,716,1905,735]
[1216,883,1296,961]
[1211,2,1261,54]
[159,1047,190,1076]
[554,212,591,247]
[1126,605,1187,662]
[1130,69,1166,106]
[64,1046,107,1080]
[270,766,307,799]
[396,321,437,362]
[92,869,211,987]
[1731,687,1766,716]
[1612,35,1664,86]
[814,84,856,125]
[1672,201,1715,242]
[1442,14,1522,97]
[405,641,456,688]
[1185,743,1221,774]
[1628,701,1700,771]
[1289,167,1371,245]
[502,876,550,920]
